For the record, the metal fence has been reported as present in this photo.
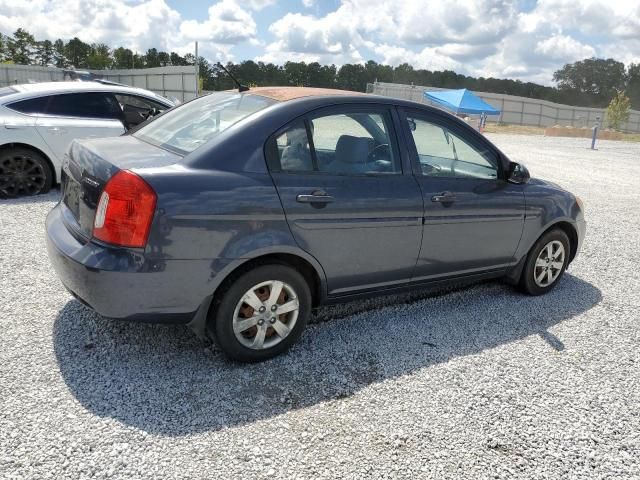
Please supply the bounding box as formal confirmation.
[368,82,640,133]
[0,64,198,102]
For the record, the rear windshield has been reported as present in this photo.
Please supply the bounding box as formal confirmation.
[133,92,275,154]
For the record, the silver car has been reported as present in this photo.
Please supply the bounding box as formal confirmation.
[0,81,174,197]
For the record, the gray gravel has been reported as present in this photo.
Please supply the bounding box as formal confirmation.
[1,134,639,479]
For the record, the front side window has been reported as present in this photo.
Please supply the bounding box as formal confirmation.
[274,110,400,175]
[407,115,498,180]
[134,92,275,155]
[115,94,169,127]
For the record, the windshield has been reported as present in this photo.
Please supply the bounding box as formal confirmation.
[133,92,275,154]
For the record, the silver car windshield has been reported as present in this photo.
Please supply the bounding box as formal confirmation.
[133,92,275,154]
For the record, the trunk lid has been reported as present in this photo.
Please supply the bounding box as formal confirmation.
[61,135,181,238]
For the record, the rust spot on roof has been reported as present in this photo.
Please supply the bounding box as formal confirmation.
[247,86,368,101]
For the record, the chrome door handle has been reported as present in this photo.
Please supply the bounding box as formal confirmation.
[46,127,67,134]
[296,194,334,203]
[296,190,334,204]
[431,191,456,203]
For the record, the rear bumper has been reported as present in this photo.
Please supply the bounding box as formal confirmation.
[46,203,225,323]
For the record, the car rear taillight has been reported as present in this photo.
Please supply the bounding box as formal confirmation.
[92,170,157,248]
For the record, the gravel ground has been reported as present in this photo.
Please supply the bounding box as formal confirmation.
[1,134,639,479]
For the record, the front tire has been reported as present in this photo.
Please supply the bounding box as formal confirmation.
[519,229,570,295]
[0,147,52,198]
[210,264,312,362]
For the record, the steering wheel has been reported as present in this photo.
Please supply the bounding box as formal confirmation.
[142,107,161,121]
[367,143,391,163]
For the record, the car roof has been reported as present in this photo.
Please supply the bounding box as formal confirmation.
[247,86,369,102]
[2,81,173,105]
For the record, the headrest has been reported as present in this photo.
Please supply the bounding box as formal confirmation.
[335,135,370,164]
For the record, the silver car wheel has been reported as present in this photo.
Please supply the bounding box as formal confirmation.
[534,240,565,287]
[232,280,300,350]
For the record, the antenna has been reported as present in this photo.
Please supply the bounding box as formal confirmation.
[217,62,249,92]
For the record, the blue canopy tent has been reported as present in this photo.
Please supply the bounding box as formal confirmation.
[423,89,500,116]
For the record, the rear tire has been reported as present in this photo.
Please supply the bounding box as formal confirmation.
[519,229,570,295]
[209,264,311,362]
[0,147,52,198]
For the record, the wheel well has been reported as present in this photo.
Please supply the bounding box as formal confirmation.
[207,253,323,321]
[0,143,57,184]
[545,221,579,263]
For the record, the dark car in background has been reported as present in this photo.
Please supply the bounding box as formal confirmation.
[46,87,586,362]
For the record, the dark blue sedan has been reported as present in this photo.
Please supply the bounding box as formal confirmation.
[46,87,586,362]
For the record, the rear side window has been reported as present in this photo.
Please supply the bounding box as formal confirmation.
[7,93,121,119]
[7,96,50,115]
[271,110,401,175]
[46,93,121,119]
[275,121,314,172]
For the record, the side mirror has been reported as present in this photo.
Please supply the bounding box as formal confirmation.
[508,162,530,184]
[407,118,417,131]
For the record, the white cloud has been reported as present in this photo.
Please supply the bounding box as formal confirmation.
[535,35,596,61]
[375,44,462,71]
[246,0,275,9]
[258,10,366,64]
[1,0,640,84]
[0,0,258,58]
[0,0,182,53]
[179,0,257,44]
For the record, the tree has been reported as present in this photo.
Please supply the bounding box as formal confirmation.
[336,63,367,91]
[35,39,54,65]
[7,28,35,64]
[0,33,7,62]
[87,43,111,69]
[3,28,640,112]
[626,63,640,110]
[170,52,188,66]
[112,47,134,69]
[553,58,626,104]
[307,62,336,88]
[53,39,66,67]
[183,53,196,65]
[64,37,91,67]
[196,56,216,90]
[144,48,160,68]
[284,61,310,86]
[158,51,170,66]
[606,90,631,130]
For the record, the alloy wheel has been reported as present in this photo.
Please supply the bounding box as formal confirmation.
[232,280,300,350]
[534,240,565,287]
[0,153,47,197]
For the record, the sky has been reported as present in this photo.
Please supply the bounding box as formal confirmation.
[1,0,639,85]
